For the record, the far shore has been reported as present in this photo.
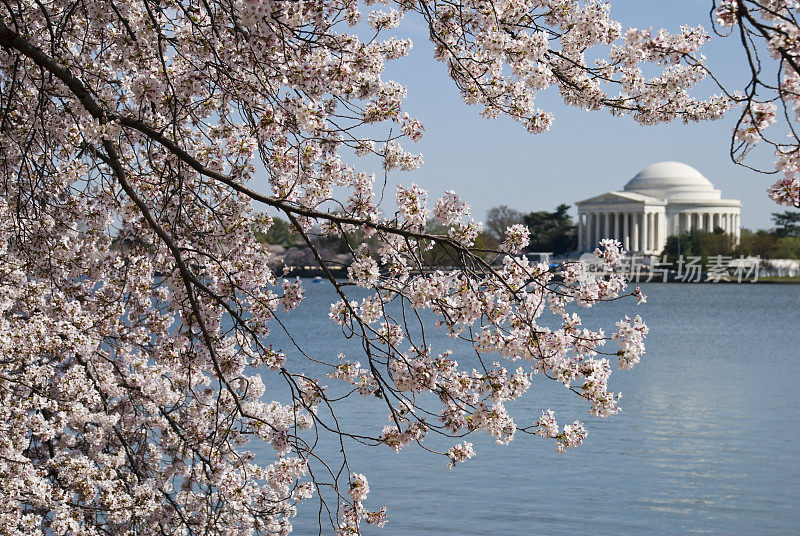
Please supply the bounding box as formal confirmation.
[279,266,800,284]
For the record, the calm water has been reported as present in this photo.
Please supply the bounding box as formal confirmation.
[258,283,800,535]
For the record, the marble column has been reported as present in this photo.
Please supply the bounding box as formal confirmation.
[585,213,591,249]
[651,212,657,251]
[585,213,590,249]
[584,213,589,249]
[653,213,659,252]
[624,212,630,250]
[600,212,606,239]
[642,211,649,252]
[632,213,640,251]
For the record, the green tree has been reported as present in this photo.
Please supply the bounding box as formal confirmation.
[522,204,577,255]
[737,229,778,258]
[421,219,494,266]
[772,210,800,237]
[699,227,736,256]
[254,216,298,247]
[770,236,800,258]
[662,228,735,261]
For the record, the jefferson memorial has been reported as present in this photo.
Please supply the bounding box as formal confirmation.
[576,162,742,254]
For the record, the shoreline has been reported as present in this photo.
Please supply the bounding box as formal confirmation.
[279,266,800,284]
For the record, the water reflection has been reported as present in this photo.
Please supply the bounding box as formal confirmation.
[259,283,800,535]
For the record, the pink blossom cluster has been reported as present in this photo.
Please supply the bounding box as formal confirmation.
[736,102,778,144]
[348,245,382,287]
[446,442,476,468]
[499,223,531,253]
[339,473,387,535]
[324,220,646,456]
[708,0,800,207]
[433,190,471,225]
[424,0,732,132]
[328,354,380,396]
[715,0,740,27]
[0,0,675,533]
[594,238,626,267]
[613,315,650,370]
[534,410,589,453]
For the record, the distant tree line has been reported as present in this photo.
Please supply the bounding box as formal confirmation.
[256,204,580,263]
[254,216,378,268]
[485,203,577,255]
[256,209,800,261]
[662,211,800,260]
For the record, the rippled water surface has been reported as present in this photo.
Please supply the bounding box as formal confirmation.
[259,283,800,535]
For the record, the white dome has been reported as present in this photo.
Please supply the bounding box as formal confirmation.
[623,161,721,201]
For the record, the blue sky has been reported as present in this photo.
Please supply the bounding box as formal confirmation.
[377,0,784,230]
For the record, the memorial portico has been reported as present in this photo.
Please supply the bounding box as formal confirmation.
[576,162,741,255]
